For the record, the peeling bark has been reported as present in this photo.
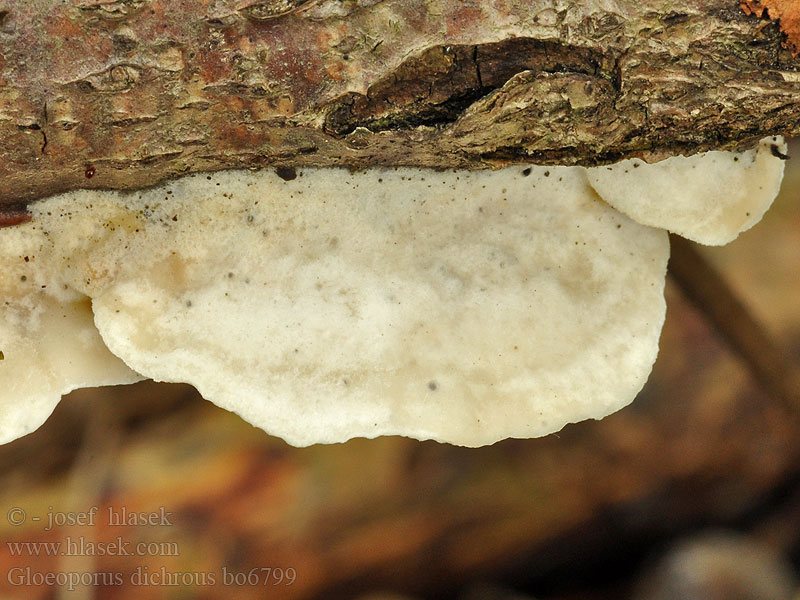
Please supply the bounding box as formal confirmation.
[0,0,799,206]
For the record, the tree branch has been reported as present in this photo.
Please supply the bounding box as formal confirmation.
[1,0,799,206]
[668,233,800,415]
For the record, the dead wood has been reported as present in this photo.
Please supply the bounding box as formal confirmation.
[0,0,799,206]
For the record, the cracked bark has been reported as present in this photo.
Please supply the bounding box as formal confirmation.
[0,0,798,207]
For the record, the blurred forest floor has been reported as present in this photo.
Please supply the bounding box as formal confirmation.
[0,143,799,600]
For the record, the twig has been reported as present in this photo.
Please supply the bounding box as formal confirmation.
[668,233,800,415]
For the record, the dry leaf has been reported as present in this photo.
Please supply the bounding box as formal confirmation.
[741,0,800,55]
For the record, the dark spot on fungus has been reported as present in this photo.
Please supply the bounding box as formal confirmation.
[85,165,96,179]
[276,166,297,181]
[0,350,4,360]
[771,145,790,160]
[521,167,532,177]
[428,381,438,391]
[544,170,550,177]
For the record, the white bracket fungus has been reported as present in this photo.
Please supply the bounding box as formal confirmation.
[0,230,142,445]
[0,137,786,446]
[586,137,787,245]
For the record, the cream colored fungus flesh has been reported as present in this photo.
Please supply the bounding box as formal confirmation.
[1,136,784,447]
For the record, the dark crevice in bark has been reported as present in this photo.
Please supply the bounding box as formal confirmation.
[324,38,612,137]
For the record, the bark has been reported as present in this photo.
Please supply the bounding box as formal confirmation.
[0,0,799,207]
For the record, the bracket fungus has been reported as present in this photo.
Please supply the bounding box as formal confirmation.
[587,137,788,246]
[0,137,787,446]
